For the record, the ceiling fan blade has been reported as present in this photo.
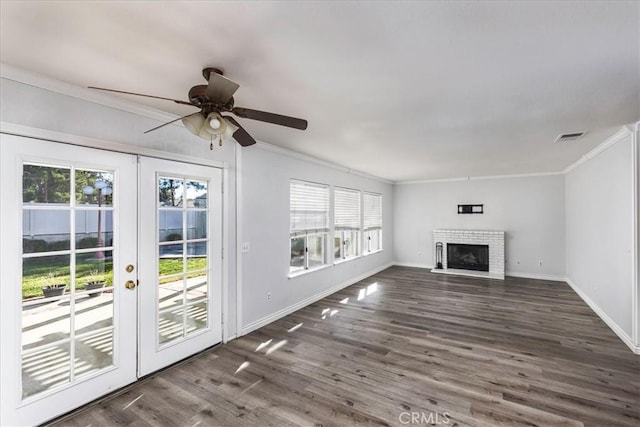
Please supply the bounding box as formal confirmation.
[88,86,195,106]
[232,107,308,130]
[205,72,240,104]
[144,112,201,134]
[223,116,257,147]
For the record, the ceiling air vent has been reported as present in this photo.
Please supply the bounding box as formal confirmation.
[554,131,587,143]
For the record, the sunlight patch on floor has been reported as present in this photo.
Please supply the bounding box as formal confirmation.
[265,339,287,356]
[287,322,303,333]
[367,282,378,295]
[123,393,144,410]
[234,361,250,375]
[255,339,272,352]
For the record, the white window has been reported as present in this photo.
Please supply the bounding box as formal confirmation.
[363,192,382,253]
[334,187,360,261]
[290,180,329,274]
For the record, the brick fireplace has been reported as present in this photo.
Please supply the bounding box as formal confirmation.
[433,229,505,279]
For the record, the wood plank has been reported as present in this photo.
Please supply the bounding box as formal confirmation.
[51,267,640,427]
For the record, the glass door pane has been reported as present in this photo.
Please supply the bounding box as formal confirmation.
[157,177,209,345]
[21,165,117,399]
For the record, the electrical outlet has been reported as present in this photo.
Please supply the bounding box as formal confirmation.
[266,292,272,302]
[242,242,250,254]
[538,260,543,266]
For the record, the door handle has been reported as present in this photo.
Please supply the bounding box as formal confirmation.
[124,280,137,290]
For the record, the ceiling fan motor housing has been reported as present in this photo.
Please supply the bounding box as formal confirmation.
[202,67,224,81]
[188,85,234,111]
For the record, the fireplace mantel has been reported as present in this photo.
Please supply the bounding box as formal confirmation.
[432,229,505,279]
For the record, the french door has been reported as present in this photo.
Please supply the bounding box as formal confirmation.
[138,157,222,376]
[0,135,223,426]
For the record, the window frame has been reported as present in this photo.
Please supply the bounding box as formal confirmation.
[363,192,383,255]
[334,229,360,264]
[333,187,361,264]
[289,180,330,276]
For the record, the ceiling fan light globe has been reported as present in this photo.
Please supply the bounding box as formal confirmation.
[204,112,227,136]
[222,117,238,140]
[209,118,221,129]
[182,113,205,136]
[222,122,236,140]
[198,126,213,140]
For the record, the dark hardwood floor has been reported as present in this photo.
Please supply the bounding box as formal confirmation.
[54,266,639,427]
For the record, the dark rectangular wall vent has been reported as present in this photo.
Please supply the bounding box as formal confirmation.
[555,131,587,142]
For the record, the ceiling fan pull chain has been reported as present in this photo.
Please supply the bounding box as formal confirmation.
[209,135,214,151]
[219,135,223,147]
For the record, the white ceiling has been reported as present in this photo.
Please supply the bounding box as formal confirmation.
[1,1,638,182]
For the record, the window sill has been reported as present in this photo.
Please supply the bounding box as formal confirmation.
[333,255,361,265]
[363,249,384,256]
[288,264,331,279]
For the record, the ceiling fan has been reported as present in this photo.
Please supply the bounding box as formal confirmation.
[89,67,308,148]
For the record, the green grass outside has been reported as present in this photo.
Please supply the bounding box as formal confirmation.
[22,255,207,299]
[158,257,207,284]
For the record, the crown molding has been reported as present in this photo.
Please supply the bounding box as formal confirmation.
[395,171,562,185]
[254,140,393,185]
[0,62,179,124]
[562,126,633,174]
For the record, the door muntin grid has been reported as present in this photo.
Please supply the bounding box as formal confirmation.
[157,176,210,347]
[21,164,117,400]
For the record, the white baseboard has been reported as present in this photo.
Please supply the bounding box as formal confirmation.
[240,262,393,336]
[566,278,639,354]
[506,272,567,282]
[393,262,434,269]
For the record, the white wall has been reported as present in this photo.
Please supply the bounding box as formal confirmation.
[0,77,240,335]
[393,174,566,279]
[240,146,393,332]
[636,124,640,346]
[565,128,635,339]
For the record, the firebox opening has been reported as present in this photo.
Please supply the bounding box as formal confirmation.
[447,243,489,272]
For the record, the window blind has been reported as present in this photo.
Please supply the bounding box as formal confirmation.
[290,180,329,234]
[334,187,361,230]
[363,192,382,231]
